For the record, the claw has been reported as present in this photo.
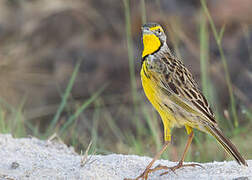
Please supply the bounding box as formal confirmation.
[129,168,151,180]
[159,162,204,176]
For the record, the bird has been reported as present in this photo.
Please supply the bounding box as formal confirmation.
[131,22,248,180]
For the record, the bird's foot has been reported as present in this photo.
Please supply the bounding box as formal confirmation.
[149,161,204,176]
[124,167,153,180]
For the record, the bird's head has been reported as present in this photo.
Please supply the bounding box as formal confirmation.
[141,23,166,59]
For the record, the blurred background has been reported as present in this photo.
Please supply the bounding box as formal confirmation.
[0,0,251,162]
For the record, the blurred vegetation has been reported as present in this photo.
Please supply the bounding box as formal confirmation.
[0,0,251,163]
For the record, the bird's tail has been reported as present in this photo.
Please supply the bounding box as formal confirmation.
[205,125,248,166]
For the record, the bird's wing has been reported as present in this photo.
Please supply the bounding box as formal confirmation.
[157,52,216,125]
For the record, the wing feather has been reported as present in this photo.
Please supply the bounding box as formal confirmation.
[158,53,216,125]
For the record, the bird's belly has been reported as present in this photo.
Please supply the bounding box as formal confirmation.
[141,67,201,130]
[141,67,177,127]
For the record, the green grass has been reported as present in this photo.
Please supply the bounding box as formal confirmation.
[46,60,82,136]
[0,97,26,137]
[123,0,143,135]
[140,0,147,24]
[200,0,239,128]
[0,61,106,145]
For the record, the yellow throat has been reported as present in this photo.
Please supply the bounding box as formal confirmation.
[142,34,161,58]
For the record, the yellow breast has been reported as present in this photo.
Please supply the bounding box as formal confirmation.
[141,61,175,141]
[140,61,183,141]
[141,62,161,112]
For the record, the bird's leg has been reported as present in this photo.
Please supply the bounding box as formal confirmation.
[149,131,203,176]
[124,141,169,180]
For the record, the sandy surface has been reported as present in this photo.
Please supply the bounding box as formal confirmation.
[0,134,251,180]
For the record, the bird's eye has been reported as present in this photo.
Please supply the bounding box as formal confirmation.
[157,29,161,34]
